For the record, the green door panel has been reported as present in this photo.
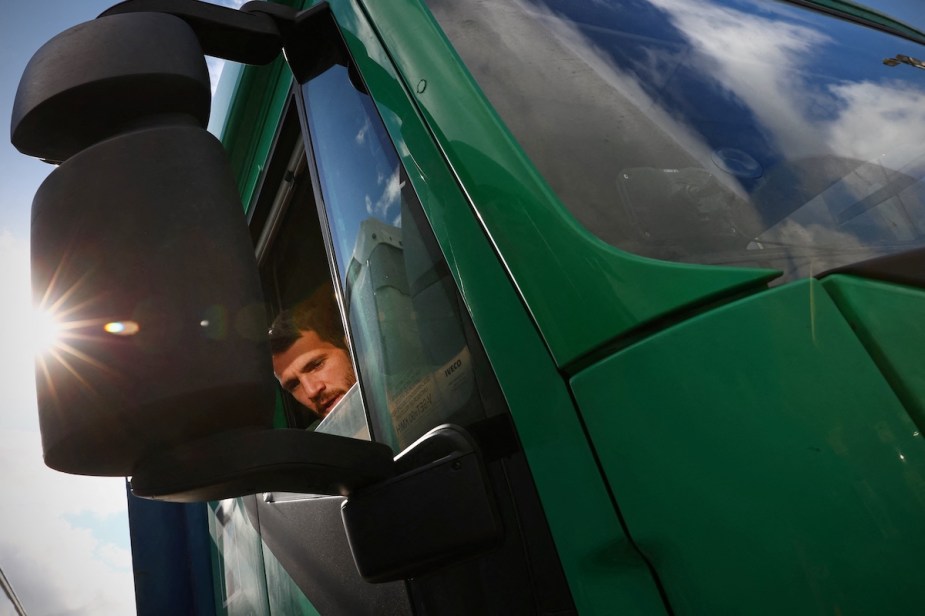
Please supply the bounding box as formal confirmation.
[219,55,293,207]
[571,279,925,614]
[822,274,925,434]
[357,0,778,368]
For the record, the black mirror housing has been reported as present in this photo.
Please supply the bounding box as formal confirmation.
[12,7,276,478]
[11,11,211,163]
[32,124,276,476]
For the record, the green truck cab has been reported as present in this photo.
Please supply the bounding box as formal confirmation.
[12,0,925,613]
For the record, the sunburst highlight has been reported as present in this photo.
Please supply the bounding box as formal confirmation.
[31,309,63,356]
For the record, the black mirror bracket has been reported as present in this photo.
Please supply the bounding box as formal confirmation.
[99,0,297,65]
[98,0,333,67]
[342,425,503,583]
[130,429,397,502]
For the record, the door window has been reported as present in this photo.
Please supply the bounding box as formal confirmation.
[254,113,365,436]
[252,59,502,451]
[298,59,497,451]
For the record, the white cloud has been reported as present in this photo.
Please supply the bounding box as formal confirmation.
[96,543,133,572]
[0,230,40,431]
[647,0,925,173]
[825,80,925,166]
[633,0,925,263]
[0,430,134,616]
[206,57,227,95]
[356,117,372,145]
[365,166,404,220]
[648,0,830,158]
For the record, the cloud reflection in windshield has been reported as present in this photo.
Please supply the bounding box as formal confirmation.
[427,0,925,280]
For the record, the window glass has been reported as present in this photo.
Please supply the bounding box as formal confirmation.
[255,129,368,438]
[425,0,925,283]
[208,498,270,616]
[300,63,494,451]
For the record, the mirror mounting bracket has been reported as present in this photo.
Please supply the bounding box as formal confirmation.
[130,428,396,502]
[99,0,330,66]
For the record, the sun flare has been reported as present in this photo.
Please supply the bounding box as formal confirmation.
[31,309,63,356]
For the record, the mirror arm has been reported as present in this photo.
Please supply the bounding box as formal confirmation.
[98,0,331,66]
[130,429,397,502]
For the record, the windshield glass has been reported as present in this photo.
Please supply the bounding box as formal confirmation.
[425,0,925,282]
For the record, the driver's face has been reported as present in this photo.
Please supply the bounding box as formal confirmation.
[272,330,356,418]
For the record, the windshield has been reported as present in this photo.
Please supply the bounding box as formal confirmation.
[425,0,925,282]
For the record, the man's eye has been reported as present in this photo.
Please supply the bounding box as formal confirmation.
[304,358,325,372]
[285,381,299,392]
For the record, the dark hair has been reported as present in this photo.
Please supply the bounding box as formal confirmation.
[268,283,346,355]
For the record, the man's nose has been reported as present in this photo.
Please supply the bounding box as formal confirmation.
[300,374,324,398]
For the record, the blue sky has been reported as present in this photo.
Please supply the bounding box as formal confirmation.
[0,2,242,614]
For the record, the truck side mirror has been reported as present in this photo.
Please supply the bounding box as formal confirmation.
[13,5,393,499]
[31,121,276,477]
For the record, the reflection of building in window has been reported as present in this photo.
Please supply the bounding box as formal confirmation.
[210,499,267,614]
[300,50,488,449]
[345,216,475,449]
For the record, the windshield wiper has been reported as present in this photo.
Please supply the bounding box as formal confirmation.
[782,0,925,46]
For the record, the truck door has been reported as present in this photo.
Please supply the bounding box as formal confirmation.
[211,11,577,614]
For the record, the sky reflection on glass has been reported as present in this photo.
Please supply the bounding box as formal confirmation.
[428,0,925,280]
[303,65,405,282]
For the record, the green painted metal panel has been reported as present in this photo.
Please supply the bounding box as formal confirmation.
[823,275,925,433]
[357,0,778,369]
[571,279,925,614]
[218,0,302,210]
[220,56,292,208]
